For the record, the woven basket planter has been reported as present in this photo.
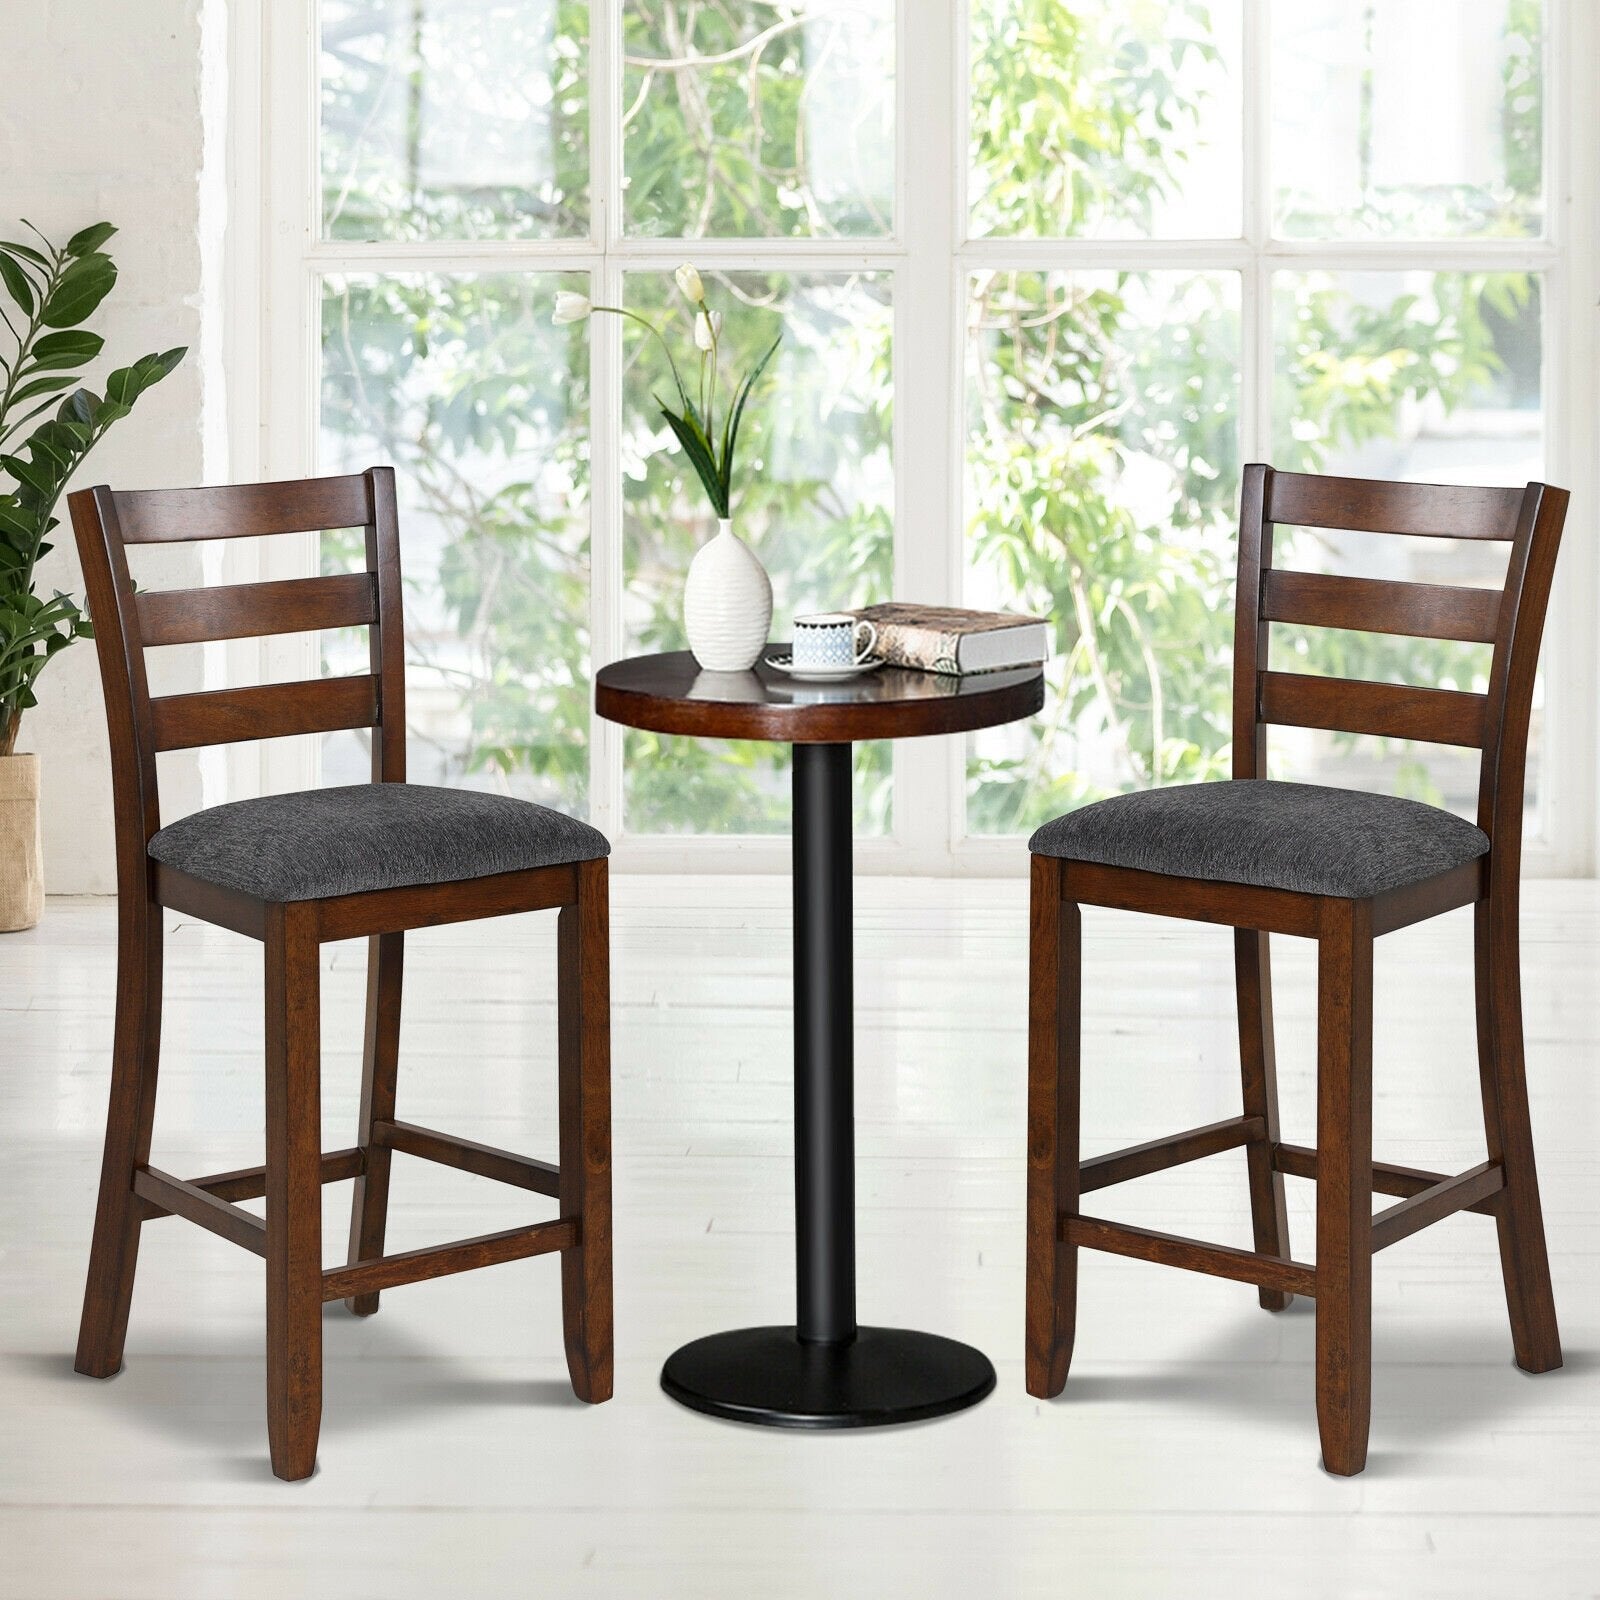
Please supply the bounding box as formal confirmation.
[0,753,44,933]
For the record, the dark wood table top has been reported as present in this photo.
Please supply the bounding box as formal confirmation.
[595,649,1044,745]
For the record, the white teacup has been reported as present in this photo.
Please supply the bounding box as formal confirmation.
[792,613,878,670]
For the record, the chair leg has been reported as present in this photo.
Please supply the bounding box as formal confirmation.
[1026,856,1080,1399]
[557,857,613,1405]
[345,931,404,1316]
[1235,928,1294,1311]
[264,903,324,1481]
[75,898,164,1378]
[1314,899,1374,1476]
[1474,892,1561,1373]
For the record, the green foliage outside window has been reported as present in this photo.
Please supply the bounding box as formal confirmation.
[320,0,1543,835]
[964,0,1542,831]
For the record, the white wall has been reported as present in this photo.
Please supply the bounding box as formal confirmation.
[4,2,212,892]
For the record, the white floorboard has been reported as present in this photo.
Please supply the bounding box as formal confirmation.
[1,880,1596,1598]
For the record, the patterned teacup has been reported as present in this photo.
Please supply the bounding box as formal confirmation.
[792,613,879,670]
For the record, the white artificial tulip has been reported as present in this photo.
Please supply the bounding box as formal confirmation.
[694,310,723,351]
[552,291,592,325]
[674,263,705,304]
[552,268,779,531]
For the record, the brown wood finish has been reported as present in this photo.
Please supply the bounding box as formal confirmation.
[112,474,373,543]
[134,1146,366,1209]
[1264,471,1525,540]
[1060,858,1323,937]
[1314,896,1374,1476]
[1259,571,1501,643]
[1472,477,1566,1376]
[313,861,580,941]
[1079,1116,1262,1194]
[132,1167,269,1255]
[1258,671,1487,748]
[373,1118,561,1198]
[264,901,324,1482]
[1025,465,1568,1475]
[1024,857,1078,1400]
[68,469,614,1481]
[1367,857,1485,937]
[1230,462,1273,783]
[72,895,163,1379]
[137,573,378,646]
[1230,467,1296,1314]
[150,864,269,939]
[1273,1143,1505,1216]
[1236,930,1294,1311]
[365,464,407,786]
[1369,1160,1505,1253]
[1061,1215,1319,1300]
[1475,892,1563,1373]
[558,857,614,1405]
[150,675,381,752]
[340,466,409,1318]
[595,649,1045,745]
[346,932,403,1316]
[324,1219,578,1302]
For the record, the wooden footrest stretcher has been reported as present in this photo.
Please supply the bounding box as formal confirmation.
[1058,1116,1508,1299]
[130,1119,574,1298]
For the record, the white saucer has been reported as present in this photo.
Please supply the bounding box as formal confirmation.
[765,654,885,683]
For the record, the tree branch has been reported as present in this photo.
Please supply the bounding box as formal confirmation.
[625,12,811,72]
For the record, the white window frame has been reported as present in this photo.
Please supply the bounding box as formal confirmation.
[230,0,1598,876]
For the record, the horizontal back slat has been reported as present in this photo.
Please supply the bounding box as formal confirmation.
[137,574,379,646]
[1265,472,1524,541]
[1260,571,1502,643]
[1258,671,1486,748]
[150,675,380,751]
[115,475,372,544]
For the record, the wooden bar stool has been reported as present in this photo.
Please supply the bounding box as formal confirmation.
[1025,465,1567,1474]
[68,468,612,1480]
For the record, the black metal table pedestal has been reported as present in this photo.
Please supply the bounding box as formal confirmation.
[660,742,997,1427]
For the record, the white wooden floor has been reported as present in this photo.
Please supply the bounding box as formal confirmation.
[1,880,1597,1598]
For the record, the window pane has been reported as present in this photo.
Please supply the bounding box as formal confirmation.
[623,1,894,239]
[1272,270,1544,822]
[321,0,589,240]
[1272,0,1543,239]
[320,273,591,814]
[965,271,1242,834]
[621,271,894,832]
[969,0,1243,240]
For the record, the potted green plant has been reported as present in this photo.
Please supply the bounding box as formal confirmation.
[555,265,781,670]
[0,220,184,931]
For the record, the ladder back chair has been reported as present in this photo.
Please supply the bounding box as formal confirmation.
[1025,464,1568,1474]
[69,468,612,1481]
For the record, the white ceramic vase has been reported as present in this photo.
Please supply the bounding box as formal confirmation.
[682,518,772,672]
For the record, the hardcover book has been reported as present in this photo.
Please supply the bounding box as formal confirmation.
[849,603,1050,676]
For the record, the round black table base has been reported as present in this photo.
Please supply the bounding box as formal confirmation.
[660,1326,997,1429]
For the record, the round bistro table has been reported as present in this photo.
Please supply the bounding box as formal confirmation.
[595,649,1045,1428]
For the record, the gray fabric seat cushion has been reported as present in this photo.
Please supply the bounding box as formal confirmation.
[1028,779,1488,899]
[149,783,610,902]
